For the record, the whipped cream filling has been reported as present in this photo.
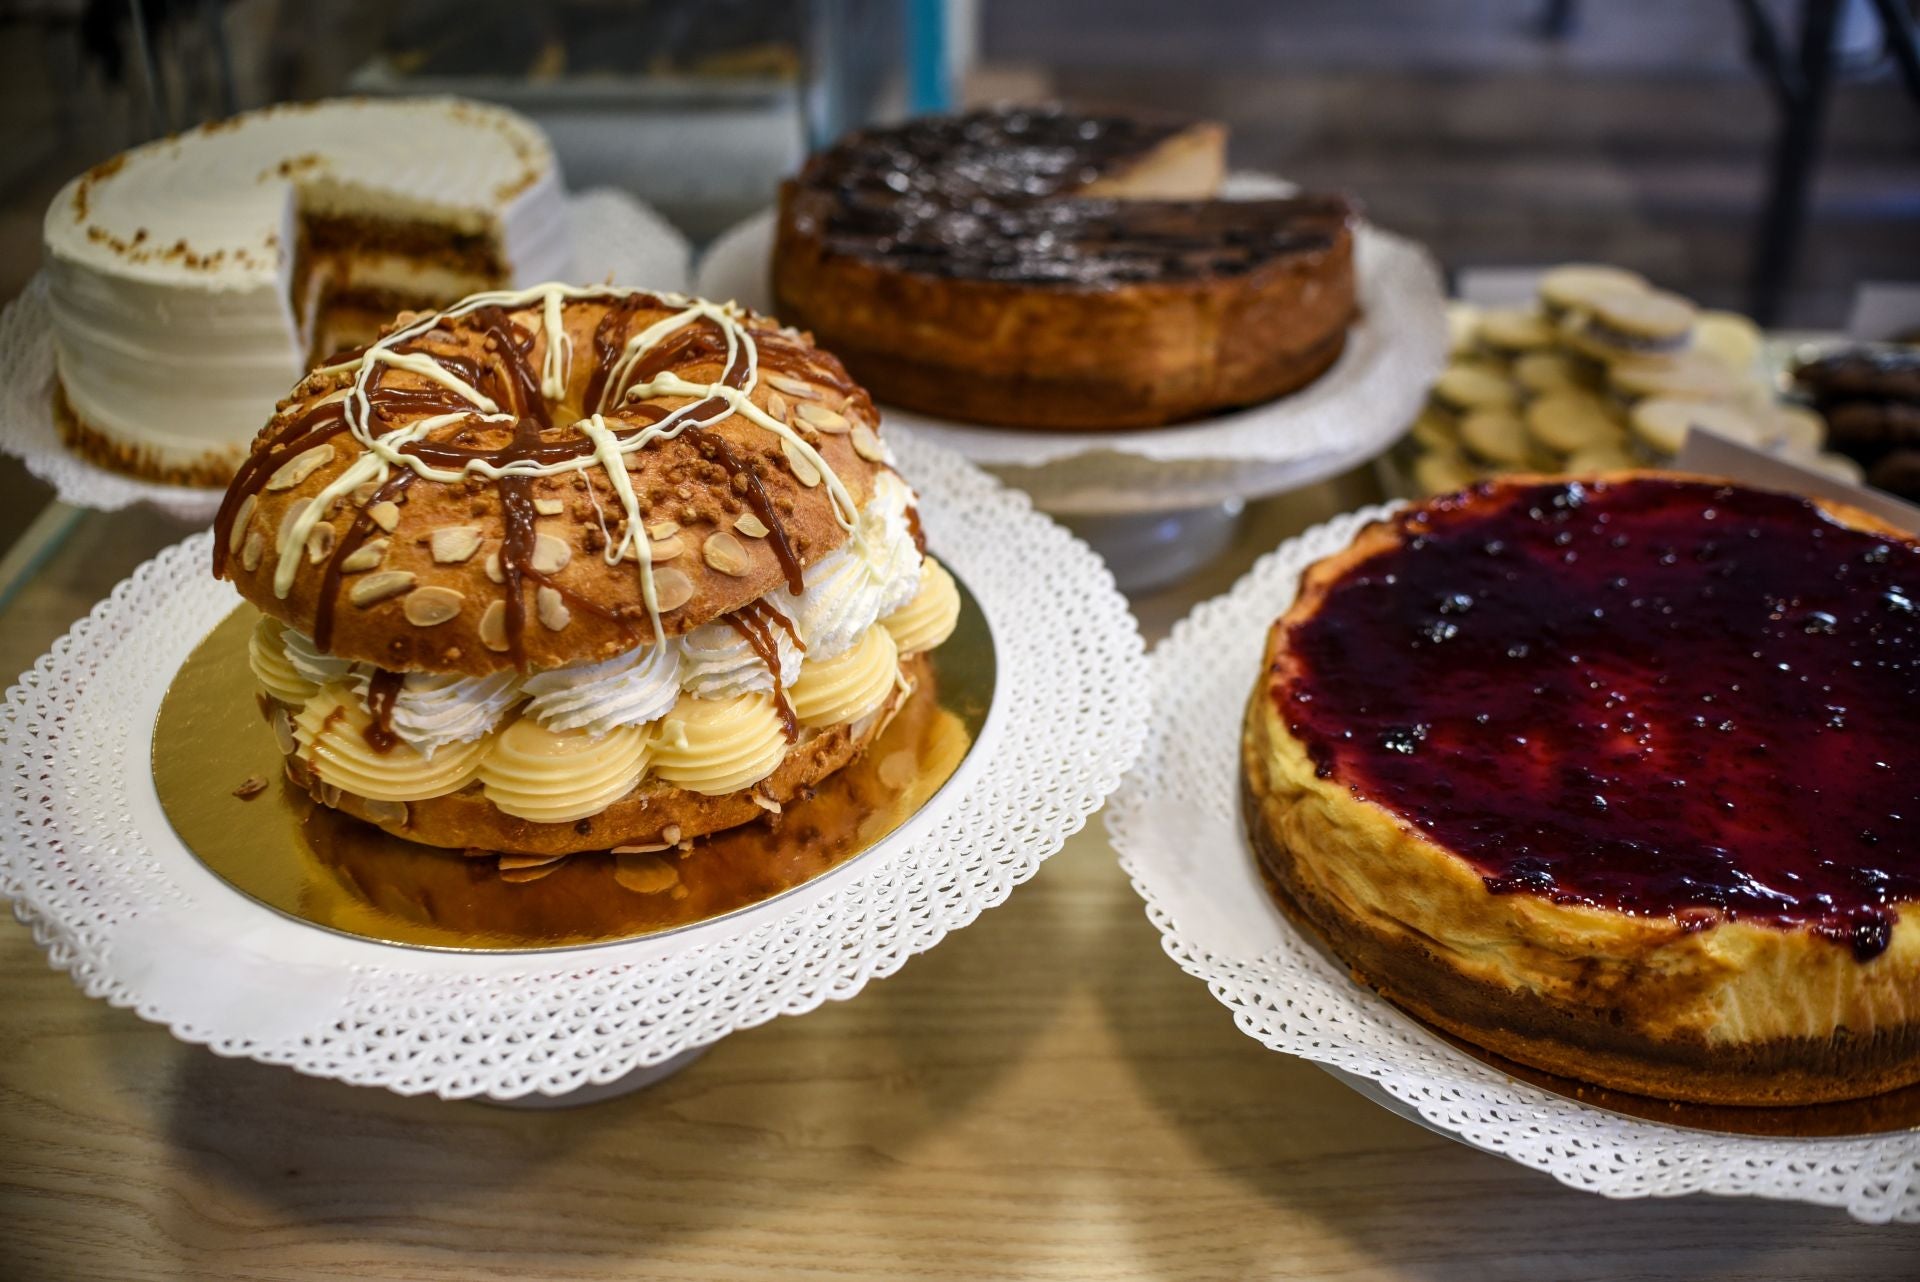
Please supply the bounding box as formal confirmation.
[261,481,924,756]
[522,641,683,738]
[681,617,803,700]
[352,668,524,760]
[781,471,924,662]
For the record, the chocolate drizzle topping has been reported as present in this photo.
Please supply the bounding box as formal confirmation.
[723,598,805,740]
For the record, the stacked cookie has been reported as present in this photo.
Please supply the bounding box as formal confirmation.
[1400,264,1855,496]
[1792,346,1920,501]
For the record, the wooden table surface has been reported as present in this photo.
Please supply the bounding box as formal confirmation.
[2,472,1913,1280]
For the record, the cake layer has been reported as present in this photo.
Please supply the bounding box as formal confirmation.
[772,106,1357,430]
[43,97,571,482]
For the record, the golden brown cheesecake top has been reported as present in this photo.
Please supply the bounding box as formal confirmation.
[1269,474,1920,959]
[215,286,896,675]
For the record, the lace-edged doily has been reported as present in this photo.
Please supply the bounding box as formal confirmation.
[1105,503,1920,1224]
[0,188,693,523]
[694,184,1447,512]
[0,433,1147,1100]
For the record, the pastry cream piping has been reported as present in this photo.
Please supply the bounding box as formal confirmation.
[248,616,316,705]
[293,685,493,802]
[882,556,961,654]
[650,691,789,796]
[477,716,651,824]
[790,625,898,729]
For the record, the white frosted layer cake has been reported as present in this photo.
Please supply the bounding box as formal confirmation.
[42,97,572,486]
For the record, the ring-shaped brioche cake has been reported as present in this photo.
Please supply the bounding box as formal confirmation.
[1243,472,1920,1106]
[215,284,962,857]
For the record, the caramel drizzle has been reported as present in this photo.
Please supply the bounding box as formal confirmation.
[723,598,804,740]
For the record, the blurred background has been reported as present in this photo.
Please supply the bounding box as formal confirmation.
[1,0,1917,546]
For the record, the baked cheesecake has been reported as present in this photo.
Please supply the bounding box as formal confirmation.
[217,284,961,860]
[1243,473,1920,1106]
[773,106,1357,430]
[45,97,570,486]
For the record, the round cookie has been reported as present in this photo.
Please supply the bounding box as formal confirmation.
[1538,263,1649,321]
[1630,397,1766,456]
[1525,392,1623,454]
[1563,288,1697,361]
[1695,310,1763,373]
[1608,350,1744,403]
[1512,351,1593,397]
[1446,302,1482,357]
[1412,447,1480,497]
[1766,404,1827,455]
[1476,308,1557,355]
[1459,408,1533,466]
[1432,362,1518,414]
[1408,407,1460,450]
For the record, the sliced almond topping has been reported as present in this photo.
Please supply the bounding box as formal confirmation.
[340,538,387,573]
[734,512,770,538]
[652,567,694,612]
[479,600,510,651]
[703,530,750,576]
[367,501,401,533]
[501,863,560,884]
[783,438,822,488]
[351,480,380,506]
[530,532,571,575]
[797,402,850,434]
[766,371,819,399]
[266,443,334,491]
[647,535,685,563]
[304,521,336,564]
[611,842,673,854]
[765,390,788,423]
[484,546,505,584]
[614,852,679,894]
[751,793,782,814]
[403,585,464,626]
[363,797,409,826]
[499,852,566,871]
[228,494,256,553]
[536,585,571,631]
[241,530,264,572]
[533,498,564,516]
[270,705,296,756]
[647,519,680,540]
[430,526,483,564]
[661,824,682,845]
[850,423,886,462]
[349,570,415,607]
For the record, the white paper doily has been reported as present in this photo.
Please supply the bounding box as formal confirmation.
[1105,502,1920,1224]
[694,179,1447,514]
[0,188,694,524]
[0,432,1147,1101]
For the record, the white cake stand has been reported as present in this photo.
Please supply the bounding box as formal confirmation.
[0,188,694,526]
[693,178,1447,590]
[1106,501,1920,1224]
[0,433,1147,1105]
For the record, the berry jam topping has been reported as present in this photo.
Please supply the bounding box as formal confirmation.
[1279,477,1920,959]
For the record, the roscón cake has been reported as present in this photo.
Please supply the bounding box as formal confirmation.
[217,284,961,862]
[44,97,570,486]
[773,105,1357,430]
[1243,473,1920,1106]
